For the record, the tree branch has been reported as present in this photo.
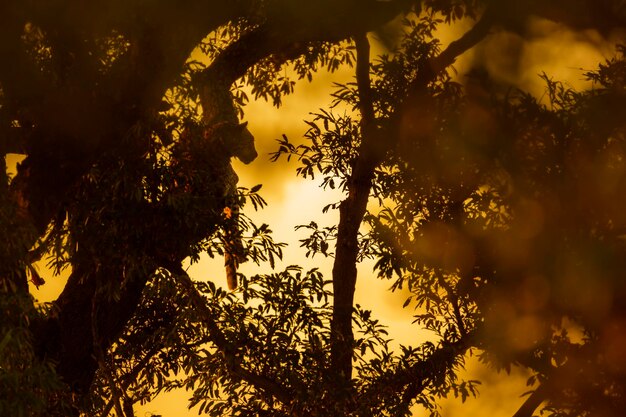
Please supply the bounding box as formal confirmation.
[161,261,296,408]
[435,269,467,337]
[401,333,475,404]
[429,7,495,77]
[355,34,376,125]
[403,5,495,108]
[329,33,377,398]
[360,330,476,408]
[100,341,164,417]
[328,8,495,400]
[196,0,413,98]
[0,127,30,155]
[512,383,549,417]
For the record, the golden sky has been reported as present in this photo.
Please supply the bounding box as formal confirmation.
[12,15,620,417]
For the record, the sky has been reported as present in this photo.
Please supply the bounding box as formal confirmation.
[12,13,621,417]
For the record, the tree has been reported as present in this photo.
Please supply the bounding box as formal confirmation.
[2,1,626,416]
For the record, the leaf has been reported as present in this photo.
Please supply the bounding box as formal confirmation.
[454,5,463,20]
[0,329,12,353]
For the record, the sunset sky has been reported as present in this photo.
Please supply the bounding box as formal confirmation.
[15,15,621,417]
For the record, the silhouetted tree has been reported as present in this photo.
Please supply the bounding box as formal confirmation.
[2,1,626,416]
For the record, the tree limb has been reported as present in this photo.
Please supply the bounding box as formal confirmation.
[328,7,495,398]
[92,295,129,417]
[512,383,549,417]
[401,333,475,404]
[100,342,164,417]
[359,330,476,409]
[329,33,377,399]
[402,5,495,109]
[161,260,296,409]
[428,6,495,77]
[0,127,31,155]
[196,0,413,92]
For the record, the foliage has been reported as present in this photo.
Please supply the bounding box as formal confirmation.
[0,295,70,417]
[2,1,626,417]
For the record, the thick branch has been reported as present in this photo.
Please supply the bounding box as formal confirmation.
[6,0,247,242]
[0,127,31,155]
[34,261,153,395]
[512,383,549,417]
[328,9,494,399]
[330,33,378,396]
[197,0,412,88]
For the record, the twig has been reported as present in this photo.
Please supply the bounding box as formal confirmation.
[100,343,162,417]
[434,269,467,337]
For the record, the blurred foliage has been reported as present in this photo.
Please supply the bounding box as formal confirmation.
[0,295,71,417]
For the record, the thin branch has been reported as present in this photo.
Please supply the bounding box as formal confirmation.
[435,269,467,337]
[100,342,163,417]
[402,333,475,403]
[159,260,296,408]
[328,9,495,394]
[360,330,476,407]
[406,7,495,96]
[429,7,495,76]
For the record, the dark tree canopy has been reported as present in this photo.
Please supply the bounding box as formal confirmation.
[2,1,626,416]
